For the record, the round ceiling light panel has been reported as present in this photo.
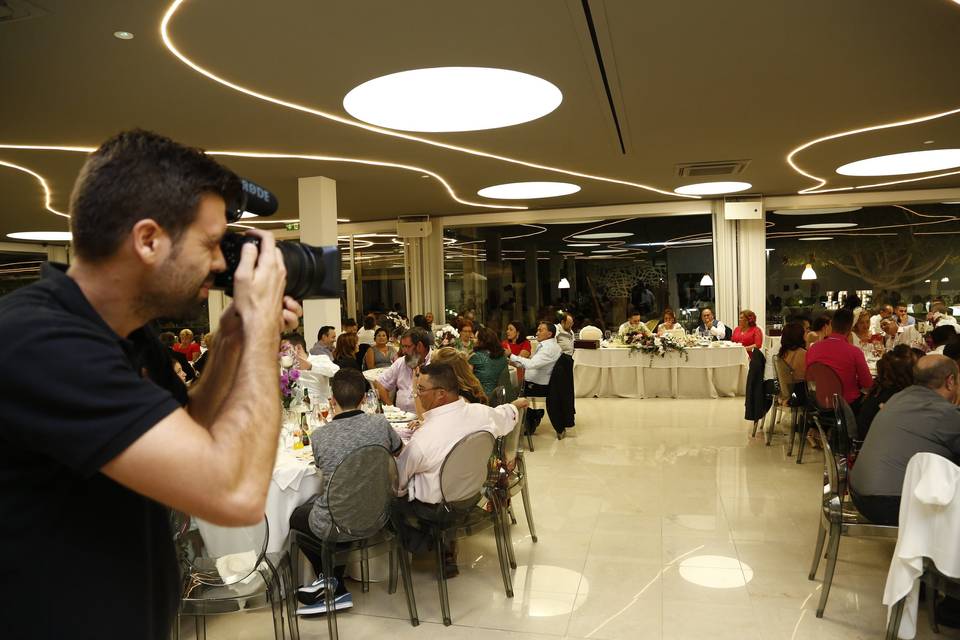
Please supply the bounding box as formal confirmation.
[772,207,862,216]
[795,223,858,229]
[673,181,752,196]
[8,231,72,241]
[798,236,834,241]
[478,181,580,199]
[837,149,960,176]
[343,67,563,132]
[571,232,634,240]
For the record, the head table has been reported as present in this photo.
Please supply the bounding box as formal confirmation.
[574,344,749,399]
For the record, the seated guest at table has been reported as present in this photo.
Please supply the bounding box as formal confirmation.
[193,330,215,378]
[777,321,807,382]
[376,327,433,413]
[881,317,925,351]
[455,320,476,355]
[930,325,959,355]
[805,314,832,348]
[395,363,526,576]
[556,312,575,356]
[412,314,429,330]
[806,308,874,411]
[732,309,763,357]
[656,308,685,336]
[159,331,196,384]
[503,321,531,385]
[469,327,509,397]
[431,347,487,404]
[869,304,895,334]
[850,355,960,525]
[696,308,728,340]
[857,345,916,439]
[896,304,916,327]
[309,325,336,357]
[284,332,340,402]
[356,315,376,346]
[333,332,361,371]
[174,328,201,363]
[172,359,189,385]
[424,311,435,332]
[619,309,652,336]
[342,317,359,335]
[850,308,875,356]
[364,328,397,370]
[510,321,561,433]
[290,368,404,614]
[928,301,960,332]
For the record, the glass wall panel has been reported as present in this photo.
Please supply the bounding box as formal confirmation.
[443,215,715,336]
[765,202,960,329]
[0,250,47,296]
[348,233,407,318]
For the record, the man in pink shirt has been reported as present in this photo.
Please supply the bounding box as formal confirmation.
[806,308,874,409]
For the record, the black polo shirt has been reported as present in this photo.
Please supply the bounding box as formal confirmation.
[0,264,185,639]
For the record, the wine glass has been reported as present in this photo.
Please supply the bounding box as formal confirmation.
[319,402,330,423]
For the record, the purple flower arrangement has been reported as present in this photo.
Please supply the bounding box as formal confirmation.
[280,368,301,409]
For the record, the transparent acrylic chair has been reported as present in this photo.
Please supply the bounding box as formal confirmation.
[771,354,808,452]
[495,405,538,570]
[288,444,418,640]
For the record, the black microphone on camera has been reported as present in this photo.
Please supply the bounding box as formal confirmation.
[226,178,279,222]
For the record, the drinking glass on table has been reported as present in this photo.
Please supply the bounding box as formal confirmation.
[318,402,330,423]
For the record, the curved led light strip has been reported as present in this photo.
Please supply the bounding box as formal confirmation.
[501,224,547,240]
[160,0,696,201]
[787,107,960,194]
[0,159,71,219]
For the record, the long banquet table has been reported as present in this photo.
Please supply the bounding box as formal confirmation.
[574,345,749,399]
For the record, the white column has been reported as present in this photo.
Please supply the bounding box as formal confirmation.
[736,218,767,333]
[206,290,228,333]
[298,176,341,342]
[46,244,69,264]
[404,220,445,321]
[712,201,739,327]
[712,201,767,331]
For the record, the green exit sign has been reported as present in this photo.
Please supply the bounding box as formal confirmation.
[285,222,300,231]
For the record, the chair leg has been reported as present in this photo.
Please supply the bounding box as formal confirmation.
[195,615,206,640]
[787,408,799,456]
[321,546,339,640]
[751,419,760,437]
[279,554,300,640]
[796,413,809,464]
[924,571,940,633]
[815,524,842,618]
[508,503,518,526]
[519,465,538,543]
[500,495,517,570]
[491,498,515,598]
[388,541,399,595]
[526,432,534,452]
[808,519,827,580]
[765,406,779,446]
[259,562,285,640]
[397,547,419,626]
[886,596,906,640]
[435,530,452,626]
[360,545,370,593]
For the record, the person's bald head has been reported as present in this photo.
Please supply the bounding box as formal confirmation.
[914,355,959,402]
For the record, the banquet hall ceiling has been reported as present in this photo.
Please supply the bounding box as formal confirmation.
[2,0,960,240]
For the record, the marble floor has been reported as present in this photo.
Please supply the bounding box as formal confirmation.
[187,397,960,639]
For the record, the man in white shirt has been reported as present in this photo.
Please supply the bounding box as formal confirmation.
[880,318,923,351]
[895,304,916,327]
[510,321,562,433]
[556,312,574,356]
[696,308,728,340]
[395,362,526,576]
[928,302,960,333]
[618,311,652,336]
[284,332,339,402]
[869,304,895,334]
[375,327,432,413]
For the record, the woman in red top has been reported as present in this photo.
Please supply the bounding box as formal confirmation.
[732,309,763,358]
[502,321,531,385]
[174,328,202,363]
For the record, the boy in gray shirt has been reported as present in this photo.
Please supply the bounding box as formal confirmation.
[290,368,402,615]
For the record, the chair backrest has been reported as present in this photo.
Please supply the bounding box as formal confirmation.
[326,444,398,539]
[772,355,795,403]
[357,342,371,367]
[806,362,843,411]
[488,385,507,407]
[440,430,497,505]
[832,393,860,456]
[500,406,528,465]
[815,416,842,506]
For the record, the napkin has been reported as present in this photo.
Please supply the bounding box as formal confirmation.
[215,550,258,586]
[273,449,312,491]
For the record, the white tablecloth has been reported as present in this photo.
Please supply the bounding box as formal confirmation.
[574,346,749,399]
[197,448,323,555]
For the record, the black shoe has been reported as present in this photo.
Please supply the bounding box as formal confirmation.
[557,430,566,440]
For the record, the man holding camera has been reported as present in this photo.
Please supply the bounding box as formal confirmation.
[0,130,302,639]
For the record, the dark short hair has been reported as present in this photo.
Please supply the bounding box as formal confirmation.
[69,129,241,262]
[420,363,458,393]
[876,348,914,393]
[945,340,960,362]
[331,368,366,408]
[363,316,376,330]
[412,314,428,329]
[506,321,526,344]
[831,309,854,334]
[914,355,959,390]
[343,318,357,328]
[538,322,557,338]
[374,327,389,340]
[931,325,956,347]
[282,332,307,351]
[318,326,335,341]
[158,331,177,348]
[475,326,505,358]
[812,314,832,331]
[403,327,433,349]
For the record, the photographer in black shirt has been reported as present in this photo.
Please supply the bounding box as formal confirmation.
[0,130,301,639]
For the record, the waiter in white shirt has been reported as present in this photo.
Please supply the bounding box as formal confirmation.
[869,304,895,334]
[284,332,339,402]
[510,321,561,432]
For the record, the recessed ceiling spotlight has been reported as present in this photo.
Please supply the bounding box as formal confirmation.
[567,243,601,247]
[674,181,752,196]
[8,231,72,241]
[795,223,858,229]
[798,236,834,241]
[772,207,862,216]
[837,149,960,176]
[113,31,135,40]
[343,66,562,132]
[571,232,634,240]
[478,181,580,199]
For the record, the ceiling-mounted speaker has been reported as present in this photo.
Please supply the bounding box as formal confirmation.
[397,215,431,238]
[723,196,763,220]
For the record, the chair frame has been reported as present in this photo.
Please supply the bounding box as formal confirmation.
[807,397,898,618]
[495,406,537,569]
[766,354,809,453]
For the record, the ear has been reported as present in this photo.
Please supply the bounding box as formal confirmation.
[131,219,170,266]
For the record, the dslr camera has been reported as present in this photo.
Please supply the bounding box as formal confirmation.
[213,178,340,300]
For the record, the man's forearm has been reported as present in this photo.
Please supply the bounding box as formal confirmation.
[375,381,392,406]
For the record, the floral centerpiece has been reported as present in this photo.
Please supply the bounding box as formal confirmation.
[278,343,302,410]
[386,311,409,332]
[433,324,459,348]
[614,330,688,363]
